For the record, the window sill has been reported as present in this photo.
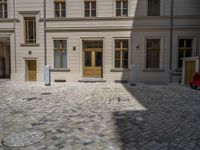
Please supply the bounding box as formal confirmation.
[20,43,40,47]
[143,69,164,72]
[110,68,130,72]
[50,68,70,72]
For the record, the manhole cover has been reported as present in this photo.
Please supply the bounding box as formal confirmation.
[2,129,45,147]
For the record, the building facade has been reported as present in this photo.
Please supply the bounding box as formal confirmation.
[0,0,199,83]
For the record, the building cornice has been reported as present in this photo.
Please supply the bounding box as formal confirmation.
[0,19,19,22]
[0,28,14,33]
[46,25,200,32]
[39,15,200,22]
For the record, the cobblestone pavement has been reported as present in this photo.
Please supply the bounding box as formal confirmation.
[0,81,200,150]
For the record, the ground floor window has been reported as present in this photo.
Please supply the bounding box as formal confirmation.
[114,39,129,68]
[146,39,160,69]
[54,40,67,68]
[178,39,193,68]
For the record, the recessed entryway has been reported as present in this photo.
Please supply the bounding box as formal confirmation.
[82,40,103,78]
[25,60,37,81]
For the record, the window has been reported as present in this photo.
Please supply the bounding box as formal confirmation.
[84,0,96,17]
[115,39,128,68]
[54,0,66,18]
[148,0,160,16]
[116,0,128,16]
[146,39,160,68]
[24,17,36,44]
[0,0,7,18]
[54,40,67,68]
[178,39,193,68]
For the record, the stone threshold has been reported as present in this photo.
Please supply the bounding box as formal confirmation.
[78,78,106,83]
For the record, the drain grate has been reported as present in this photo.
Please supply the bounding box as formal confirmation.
[2,129,45,147]
[40,92,51,95]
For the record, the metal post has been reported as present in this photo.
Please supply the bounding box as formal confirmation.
[13,0,16,73]
[44,0,48,85]
[169,0,174,83]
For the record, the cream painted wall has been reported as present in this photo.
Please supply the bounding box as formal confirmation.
[0,0,198,82]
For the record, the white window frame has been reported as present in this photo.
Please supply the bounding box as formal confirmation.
[54,0,66,18]
[52,38,68,69]
[144,37,164,70]
[113,0,130,17]
[112,37,131,69]
[83,0,98,17]
[176,36,196,69]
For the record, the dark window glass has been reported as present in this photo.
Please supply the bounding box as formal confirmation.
[115,60,120,68]
[92,10,96,16]
[0,0,7,18]
[25,17,36,43]
[116,1,121,9]
[85,1,90,9]
[54,1,66,17]
[115,39,129,68]
[146,39,160,68]
[178,39,193,68]
[123,1,128,9]
[116,9,121,16]
[122,60,128,68]
[95,52,102,67]
[148,0,160,16]
[92,2,96,9]
[54,40,67,68]
[115,51,120,59]
[85,1,96,17]
[116,0,128,16]
[85,52,92,67]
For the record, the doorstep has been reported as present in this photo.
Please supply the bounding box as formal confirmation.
[78,78,106,83]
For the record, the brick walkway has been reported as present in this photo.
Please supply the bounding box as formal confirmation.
[0,81,200,150]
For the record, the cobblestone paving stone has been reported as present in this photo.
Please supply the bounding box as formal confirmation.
[0,81,200,150]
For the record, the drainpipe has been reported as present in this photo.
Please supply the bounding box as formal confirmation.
[44,0,47,66]
[169,0,174,83]
[13,0,16,73]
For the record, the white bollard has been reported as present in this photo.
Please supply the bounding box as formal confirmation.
[130,64,136,86]
[44,65,51,86]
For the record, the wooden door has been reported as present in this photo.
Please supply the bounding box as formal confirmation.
[26,60,37,81]
[83,48,102,78]
[185,60,196,85]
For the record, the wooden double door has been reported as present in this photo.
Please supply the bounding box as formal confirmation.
[26,60,37,81]
[83,48,103,78]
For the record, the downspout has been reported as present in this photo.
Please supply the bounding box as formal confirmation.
[169,0,174,83]
[13,0,16,73]
[44,0,47,66]
[44,0,47,84]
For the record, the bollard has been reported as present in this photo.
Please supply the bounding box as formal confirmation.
[130,64,136,86]
[44,65,51,86]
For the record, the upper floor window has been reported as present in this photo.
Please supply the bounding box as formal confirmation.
[148,0,160,16]
[54,0,66,18]
[0,0,7,18]
[115,39,129,68]
[178,39,193,68]
[84,0,96,17]
[24,17,36,44]
[54,40,67,68]
[116,0,128,17]
[146,39,160,68]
